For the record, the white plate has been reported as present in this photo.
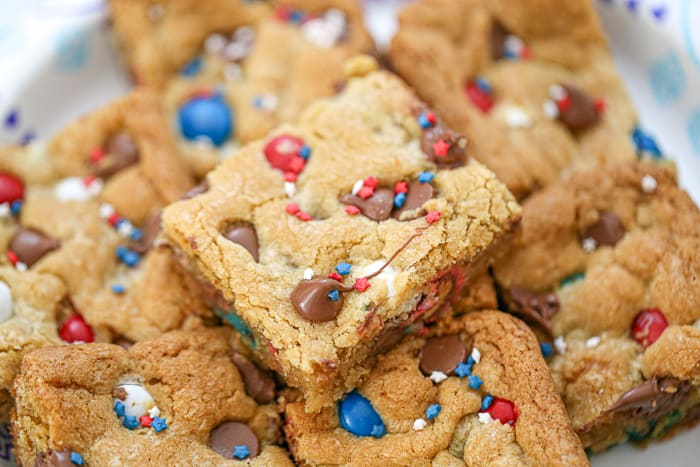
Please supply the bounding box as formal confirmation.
[0,0,698,465]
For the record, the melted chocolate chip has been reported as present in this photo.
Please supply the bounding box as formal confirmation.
[291,277,349,322]
[392,181,434,220]
[558,84,600,131]
[231,352,275,403]
[339,188,394,221]
[490,20,509,60]
[419,335,470,375]
[420,125,468,168]
[183,179,210,199]
[373,326,406,355]
[131,210,162,254]
[35,450,74,467]
[91,132,140,178]
[582,212,625,247]
[222,224,259,262]
[9,227,60,267]
[504,286,559,338]
[210,422,260,459]
[608,377,691,418]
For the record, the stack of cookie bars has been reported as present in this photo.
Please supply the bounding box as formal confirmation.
[1,1,698,465]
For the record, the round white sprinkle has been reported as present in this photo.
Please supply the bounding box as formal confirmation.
[303,268,314,280]
[430,371,448,384]
[233,26,255,44]
[324,9,346,27]
[554,336,567,355]
[114,384,155,418]
[117,222,134,237]
[585,336,601,348]
[99,203,115,219]
[55,177,102,202]
[15,262,27,272]
[223,41,250,62]
[351,179,364,196]
[147,4,164,22]
[504,35,524,54]
[641,174,657,193]
[301,18,343,48]
[582,237,597,253]
[543,100,559,119]
[205,34,227,54]
[148,405,161,418]
[549,84,566,100]
[471,347,481,364]
[284,182,296,198]
[0,280,13,324]
[503,106,532,128]
[0,203,10,218]
[478,412,495,424]
[412,418,427,431]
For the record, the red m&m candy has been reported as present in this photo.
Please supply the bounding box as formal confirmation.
[264,135,305,173]
[631,308,668,348]
[481,398,519,426]
[0,172,24,204]
[59,314,95,343]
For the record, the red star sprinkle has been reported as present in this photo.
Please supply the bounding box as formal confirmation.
[285,203,300,215]
[345,205,361,215]
[426,112,437,125]
[296,211,312,221]
[432,139,451,157]
[363,176,379,189]
[426,211,441,224]
[89,147,105,163]
[107,213,121,227]
[594,98,606,113]
[354,277,371,292]
[328,272,343,282]
[357,186,375,199]
[394,181,408,194]
[139,415,154,427]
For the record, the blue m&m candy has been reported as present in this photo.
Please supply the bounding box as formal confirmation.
[178,95,233,147]
[337,390,386,438]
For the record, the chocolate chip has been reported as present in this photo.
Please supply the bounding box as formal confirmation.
[231,352,275,404]
[490,20,509,60]
[339,188,394,222]
[608,377,690,418]
[373,326,406,355]
[419,335,470,375]
[582,212,625,248]
[35,450,74,467]
[291,277,349,322]
[222,224,259,262]
[503,287,559,338]
[9,227,60,267]
[392,181,434,220]
[558,84,600,131]
[183,179,210,199]
[91,132,140,178]
[420,125,468,168]
[210,422,260,459]
[112,387,128,400]
[131,210,162,254]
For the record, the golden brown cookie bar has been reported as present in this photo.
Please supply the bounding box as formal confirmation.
[391,0,638,199]
[0,91,209,344]
[12,327,292,466]
[162,64,521,411]
[492,161,700,451]
[0,267,65,422]
[110,0,375,176]
[284,311,588,466]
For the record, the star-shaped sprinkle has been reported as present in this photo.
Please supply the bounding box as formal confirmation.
[426,404,441,420]
[114,401,125,417]
[298,145,311,160]
[540,342,553,357]
[328,271,343,282]
[151,417,168,432]
[345,205,360,215]
[354,277,371,292]
[357,186,375,199]
[335,262,352,275]
[233,445,251,460]
[394,192,406,209]
[430,371,447,383]
[481,395,494,411]
[425,211,441,224]
[394,181,408,193]
[418,171,435,183]
[455,362,471,378]
[327,289,340,302]
[432,139,450,157]
[139,415,154,427]
[70,452,86,465]
[123,415,139,430]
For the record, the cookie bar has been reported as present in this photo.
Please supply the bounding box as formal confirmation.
[12,327,292,466]
[0,267,66,422]
[162,63,521,411]
[0,91,209,344]
[491,161,700,451]
[283,310,588,466]
[110,0,374,176]
[391,0,639,198]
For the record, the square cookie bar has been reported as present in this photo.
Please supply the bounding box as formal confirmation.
[0,267,66,422]
[162,62,521,411]
[12,327,292,466]
[110,0,375,176]
[391,0,640,198]
[0,91,209,344]
[284,310,588,466]
[492,161,700,451]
